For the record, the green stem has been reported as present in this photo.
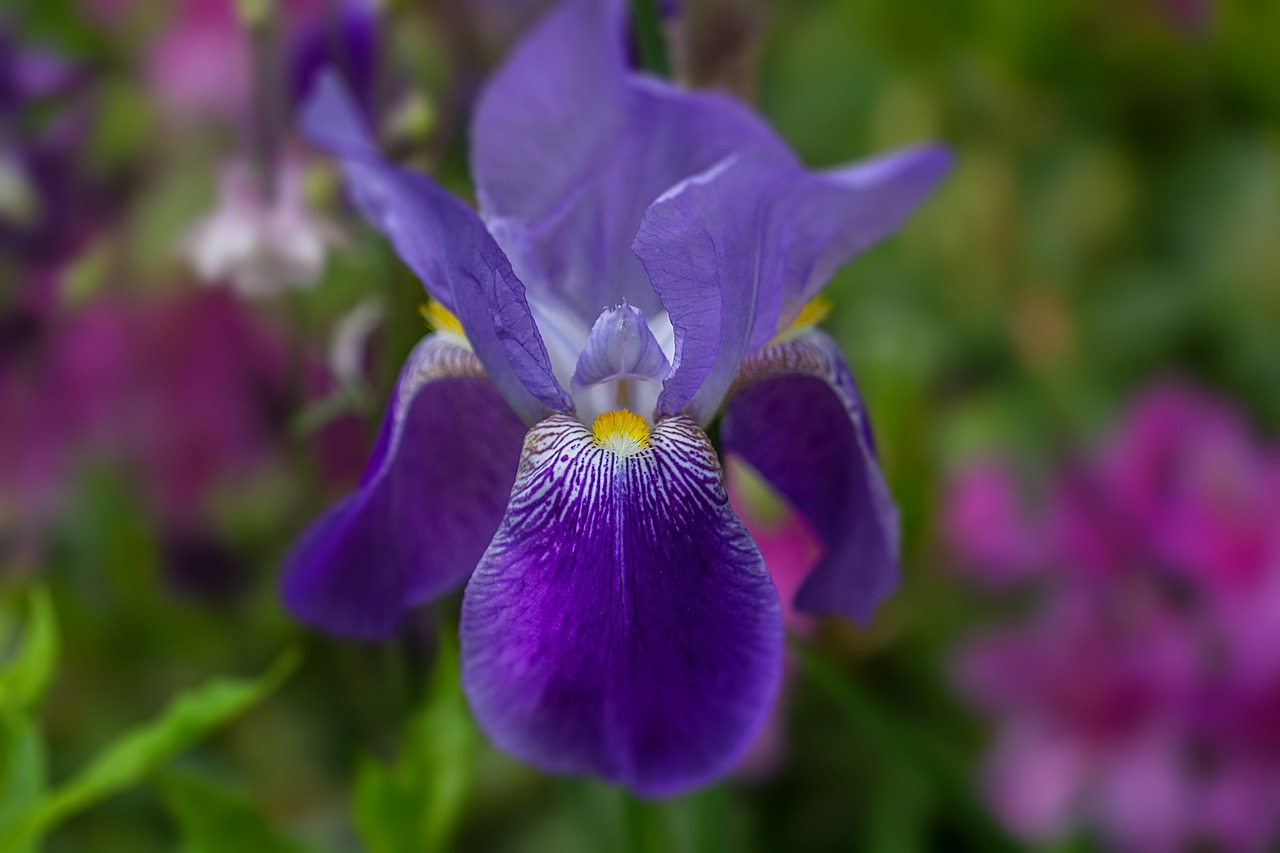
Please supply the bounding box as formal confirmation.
[630,0,672,79]
[619,791,669,853]
[789,638,1022,853]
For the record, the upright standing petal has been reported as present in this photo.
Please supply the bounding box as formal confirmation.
[719,331,898,624]
[471,0,790,320]
[635,146,952,423]
[461,414,783,796]
[283,336,527,639]
[301,74,571,423]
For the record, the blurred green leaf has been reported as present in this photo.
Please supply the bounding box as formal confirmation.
[1,649,300,850]
[160,769,307,853]
[0,588,58,714]
[353,631,475,853]
[790,639,1020,853]
[0,714,46,853]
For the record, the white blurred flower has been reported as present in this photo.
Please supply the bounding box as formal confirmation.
[184,160,340,299]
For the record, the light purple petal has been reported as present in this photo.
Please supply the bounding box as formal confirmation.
[460,413,783,796]
[471,0,790,321]
[635,145,952,422]
[719,331,898,624]
[301,73,571,424]
[571,302,670,390]
[282,336,526,639]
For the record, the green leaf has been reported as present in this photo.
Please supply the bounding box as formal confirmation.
[353,631,475,853]
[0,588,59,714]
[1,649,300,850]
[0,713,46,853]
[159,770,307,853]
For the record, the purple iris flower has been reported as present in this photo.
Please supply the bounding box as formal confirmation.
[284,0,951,795]
[0,29,96,264]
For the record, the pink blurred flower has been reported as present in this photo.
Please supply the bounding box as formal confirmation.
[142,0,378,123]
[947,382,1280,851]
[944,457,1048,586]
[1,286,363,545]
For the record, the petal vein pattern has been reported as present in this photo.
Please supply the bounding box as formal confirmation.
[460,414,783,796]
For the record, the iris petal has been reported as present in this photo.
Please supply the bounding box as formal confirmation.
[460,413,783,796]
[635,145,952,423]
[571,302,670,391]
[472,0,790,321]
[720,331,899,624]
[282,336,527,639]
[301,73,571,424]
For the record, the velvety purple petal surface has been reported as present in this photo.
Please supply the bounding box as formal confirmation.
[282,336,527,639]
[460,414,783,796]
[301,74,571,424]
[719,331,899,624]
[635,146,952,423]
[471,0,790,321]
[571,302,670,390]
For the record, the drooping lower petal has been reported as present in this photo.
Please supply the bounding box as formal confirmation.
[719,331,898,624]
[460,413,783,796]
[301,73,571,424]
[282,336,527,639]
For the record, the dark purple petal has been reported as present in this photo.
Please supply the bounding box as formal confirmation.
[289,0,380,120]
[282,336,527,639]
[571,302,670,390]
[301,74,571,423]
[636,145,952,422]
[471,0,789,321]
[720,331,898,624]
[460,413,782,795]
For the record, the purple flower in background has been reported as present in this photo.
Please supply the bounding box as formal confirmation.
[283,0,950,795]
[947,383,1280,851]
[0,29,99,265]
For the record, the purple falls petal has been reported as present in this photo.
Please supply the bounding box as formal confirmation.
[282,336,527,639]
[719,331,899,625]
[635,145,952,423]
[300,73,572,423]
[460,413,783,796]
[570,302,670,391]
[471,0,790,321]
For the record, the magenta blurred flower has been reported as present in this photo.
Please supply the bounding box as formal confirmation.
[944,457,1047,587]
[947,382,1280,851]
[0,289,292,530]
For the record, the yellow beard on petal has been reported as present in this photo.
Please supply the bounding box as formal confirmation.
[769,293,833,346]
[419,299,470,348]
[592,409,651,457]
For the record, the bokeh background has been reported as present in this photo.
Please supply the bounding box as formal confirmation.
[3,0,1279,850]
